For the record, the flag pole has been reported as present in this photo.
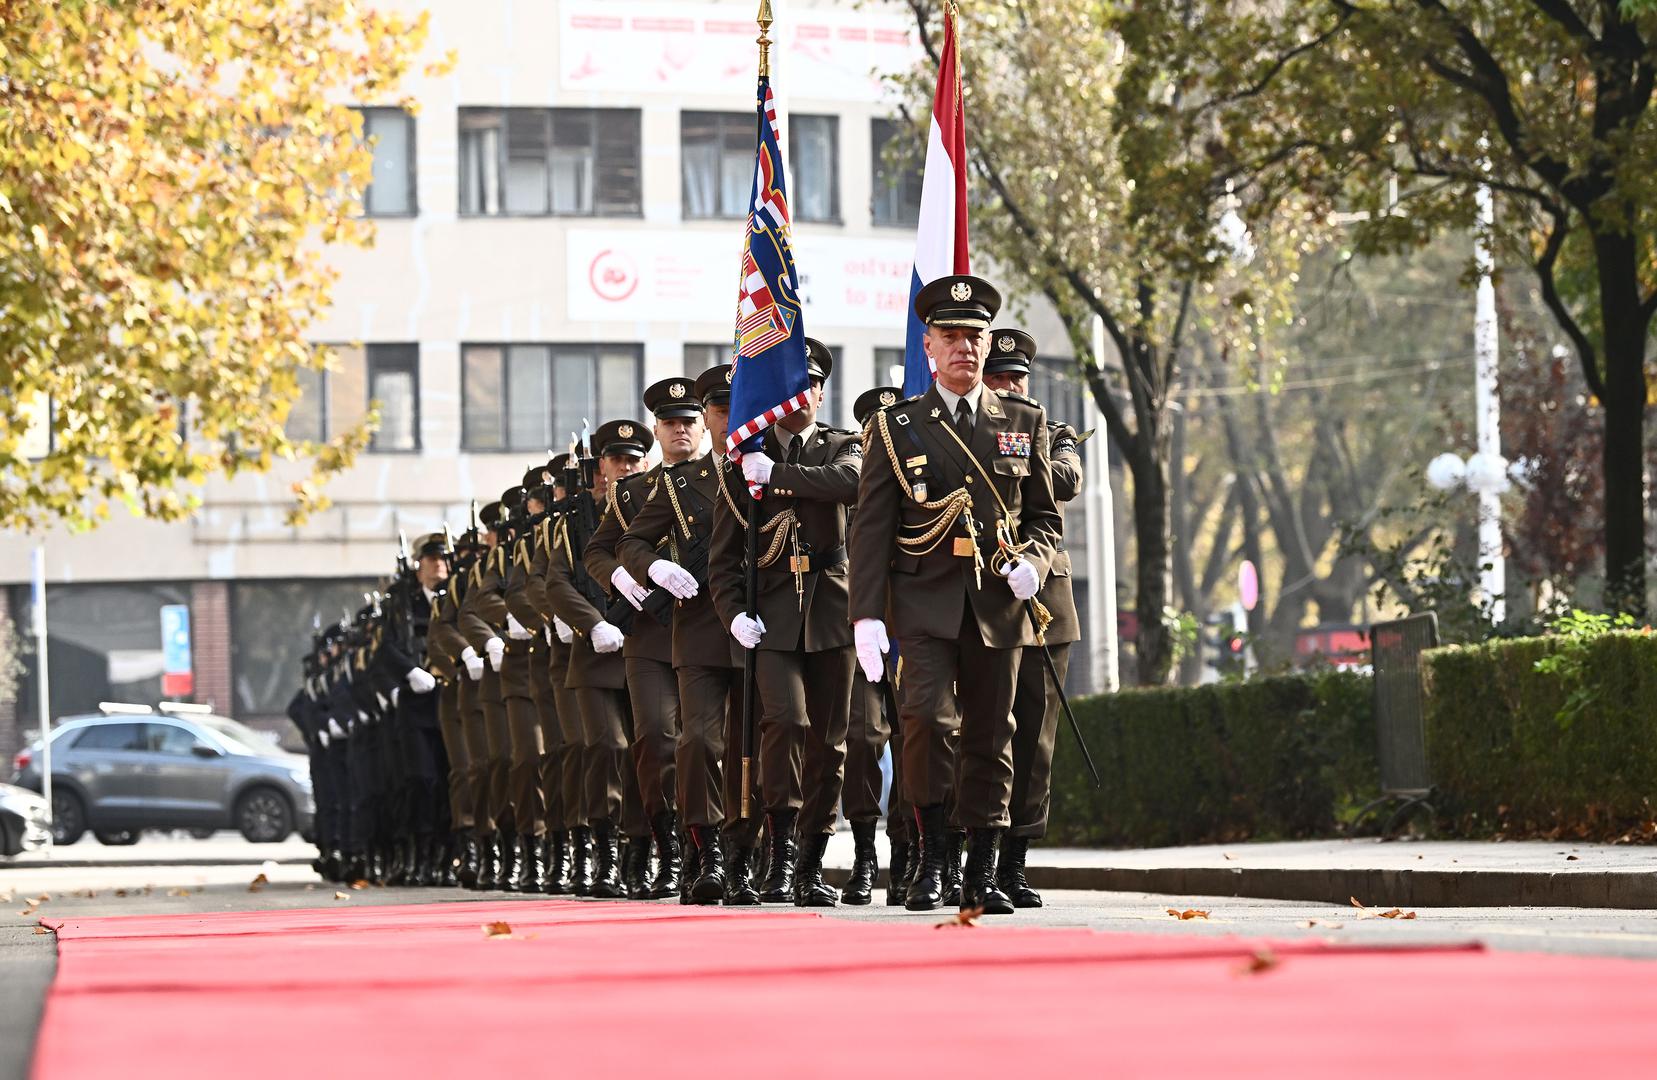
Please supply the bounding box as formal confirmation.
[739,0,774,820]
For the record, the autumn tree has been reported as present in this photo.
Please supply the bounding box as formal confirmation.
[1126,0,1657,616]
[0,0,442,531]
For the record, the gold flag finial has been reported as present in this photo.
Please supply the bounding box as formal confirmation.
[757,0,774,77]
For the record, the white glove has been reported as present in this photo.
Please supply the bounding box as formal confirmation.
[611,567,650,611]
[484,636,505,671]
[460,646,485,680]
[553,616,574,644]
[317,730,330,748]
[506,613,534,641]
[589,620,625,654]
[1004,559,1040,601]
[405,667,437,694]
[328,718,346,739]
[389,687,401,708]
[731,613,766,649]
[741,451,775,487]
[854,618,890,683]
[648,558,700,600]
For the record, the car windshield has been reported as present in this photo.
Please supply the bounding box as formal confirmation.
[197,716,280,757]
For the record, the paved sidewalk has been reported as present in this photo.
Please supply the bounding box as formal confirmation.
[821,834,1657,909]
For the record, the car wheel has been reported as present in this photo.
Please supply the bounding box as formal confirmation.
[188,828,216,839]
[94,829,141,846]
[236,787,292,843]
[51,790,87,846]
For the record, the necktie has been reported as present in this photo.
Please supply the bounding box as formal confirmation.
[954,398,974,442]
[786,435,803,465]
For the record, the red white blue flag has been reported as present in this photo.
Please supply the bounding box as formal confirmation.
[726,76,810,482]
[902,5,969,398]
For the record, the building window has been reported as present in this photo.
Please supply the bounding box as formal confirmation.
[871,119,923,227]
[357,107,416,216]
[683,342,734,379]
[459,108,641,217]
[285,345,420,451]
[790,115,839,223]
[1030,355,1086,432]
[682,111,755,219]
[461,344,643,452]
[874,347,906,389]
[816,345,846,427]
[229,579,378,719]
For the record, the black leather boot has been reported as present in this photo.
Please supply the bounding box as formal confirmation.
[457,834,481,889]
[942,828,966,906]
[841,821,878,905]
[515,834,540,892]
[590,820,625,898]
[501,834,527,892]
[723,842,760,906]
[569,827,594,896]
[905,805,948,911]
[885,838,913,907]
[689,826,725,905]
[368,845,388,884]
[759,809,798,903]
[793,832,838,907]
[474,834,498,890]
[546,830,572,895]
[532,837,552,893]
[996,834,1043,908]
[623,835,652,898]
[648,811,682,900]
[442,836,460,887]
[961,828,1014,914]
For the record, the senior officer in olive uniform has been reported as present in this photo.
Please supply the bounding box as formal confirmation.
[617,365,761,906]
[545,420,650,898]
[849,275,1063,915]
[841,385,913,906]
[709,341,860,907]
[980,329,1084,909]
[583,377,704,900]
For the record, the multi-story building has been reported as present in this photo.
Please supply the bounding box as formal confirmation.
[0,0,1111,761]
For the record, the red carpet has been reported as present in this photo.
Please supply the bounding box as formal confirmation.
[34,900,1657,1078]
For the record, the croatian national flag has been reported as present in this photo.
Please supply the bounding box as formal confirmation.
[726,75,811,490]
[902,6,969,398]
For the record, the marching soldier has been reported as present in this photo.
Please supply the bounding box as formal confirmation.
[498,486,552,891]
[545,421,650,899]
[842,385,912,906]
[516,463,571,892]
[531,456,586,892]
[456,503,513,889]
[427,527,486,886]
[981,329,1084,909]
[709,340,860,907]
[848,275,1063,914]
[583,378,705,900]
[617,365,762,906]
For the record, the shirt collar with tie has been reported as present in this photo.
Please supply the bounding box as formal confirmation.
[934,381,984,419]
[779,422,817,461]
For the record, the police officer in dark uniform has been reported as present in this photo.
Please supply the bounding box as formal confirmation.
[980,329,1084,909]
[709,340,861,907]
[848,275,1063,915]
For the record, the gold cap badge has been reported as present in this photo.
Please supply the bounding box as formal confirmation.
[997,335,1015,353]
[669,383,686,398]
[950,281,972,303]
[725,369,734,384]
[879,390,897,406]
[618,424,634,438]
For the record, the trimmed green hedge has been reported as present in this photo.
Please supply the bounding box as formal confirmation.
[1048,670,1378,847]
[1423,630,1657,839]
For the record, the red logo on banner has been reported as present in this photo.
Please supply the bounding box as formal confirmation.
[162,672,194,697]
[588,249,639,303]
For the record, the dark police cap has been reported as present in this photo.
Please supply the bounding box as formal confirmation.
[853,386,904,426]
[913,274,1001,329]
[694,364,734,406]
[592,418,653,459]
[643,376,704,420]
[984,328,1037,376]
[805,338,834,383]
[413,532,446,559]
[479,501,503,528]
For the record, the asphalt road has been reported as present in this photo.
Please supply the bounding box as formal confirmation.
[6,838,1657,1079]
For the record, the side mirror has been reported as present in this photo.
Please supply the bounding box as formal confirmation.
[190,744,224,759]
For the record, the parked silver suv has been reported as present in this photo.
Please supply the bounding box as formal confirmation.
[11,703,314,845]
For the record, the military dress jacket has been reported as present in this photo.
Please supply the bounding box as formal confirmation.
[1037,418,1083,646]
[708,423,860,653]
[583,465,675,665]
[615,450,743,670]
[848,383,1062,650]
[545,506,627,691]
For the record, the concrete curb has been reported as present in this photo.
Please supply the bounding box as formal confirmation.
[1,857,315,871]
[824,865,1657,910]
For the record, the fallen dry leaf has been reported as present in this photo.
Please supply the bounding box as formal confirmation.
[34,926,50,935]
[248,873,268,893]
[1222,853,1236,861]
[0,892,12,904]
[1566,855,1579,861]
[113,889,128,898]
[1298,919,1344,930]
[1166,908,1210,920]
[1237,949,1279,975]
[482,921,513,939]
[1349,896,1366,910]
[1375,908,1418,920]
[29,894,49,904]
[18,909,36,919]
[167,888,191,897]
[935,907,982,928]
[350,879,370,890]
[333,891,351,900]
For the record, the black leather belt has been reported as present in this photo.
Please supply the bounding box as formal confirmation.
[772,545,847,574]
